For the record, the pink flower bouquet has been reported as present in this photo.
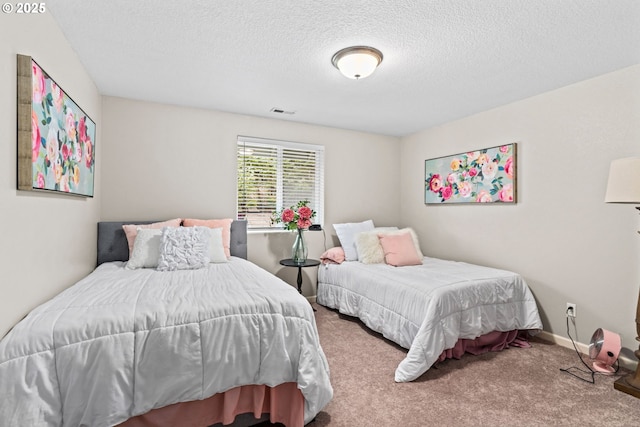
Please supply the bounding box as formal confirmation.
[272,201,316,230]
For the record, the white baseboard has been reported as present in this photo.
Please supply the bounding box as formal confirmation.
[307,295,317,304]
[310,307,637,371]
[536,330,637,371]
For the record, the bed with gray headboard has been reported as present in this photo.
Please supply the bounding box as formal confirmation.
[97,219,248,265]
[0,220,332,427]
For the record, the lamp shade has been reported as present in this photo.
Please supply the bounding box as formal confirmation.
[332,46,383,80]
[604,157,640,203]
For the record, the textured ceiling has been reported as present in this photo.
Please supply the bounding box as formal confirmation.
[47,0,640,137]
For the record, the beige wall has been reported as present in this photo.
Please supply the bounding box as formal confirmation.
[3,12,638,362]
[400,65,640,360]
[0,13,102,337]
[101,96,401,297]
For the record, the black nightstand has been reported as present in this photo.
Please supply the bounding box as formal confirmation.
[279,258,321,294]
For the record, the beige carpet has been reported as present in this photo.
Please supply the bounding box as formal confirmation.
[308,304,640,427]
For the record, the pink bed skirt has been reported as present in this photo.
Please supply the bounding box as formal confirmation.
[116,382,304,427]
[437,330,531,363]
[116,331,526,427]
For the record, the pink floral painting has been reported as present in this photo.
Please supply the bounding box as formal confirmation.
[425,143,516,204]
[27,59,96,196]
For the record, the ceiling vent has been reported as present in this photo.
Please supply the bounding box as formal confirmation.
[270,108,295,115]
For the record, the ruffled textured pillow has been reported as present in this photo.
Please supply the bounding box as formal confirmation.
[182,218,233,258]
[157,226,211,271]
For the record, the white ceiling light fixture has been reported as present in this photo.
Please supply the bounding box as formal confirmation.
[331,46,383,80]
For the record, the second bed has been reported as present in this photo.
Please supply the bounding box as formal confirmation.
[317,256,542,382]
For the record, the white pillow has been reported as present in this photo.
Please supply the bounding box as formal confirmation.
[126,228,163,270]
[207,227,228,263]
[157,226,211,271]
[377,227,424,259]
[333,220,375,261]
[355,227,399,264]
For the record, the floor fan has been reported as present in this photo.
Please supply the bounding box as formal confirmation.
[588,328,621,374]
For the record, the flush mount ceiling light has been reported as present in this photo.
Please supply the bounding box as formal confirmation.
[331,46,383,80]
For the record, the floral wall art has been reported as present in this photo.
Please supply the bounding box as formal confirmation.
[17,54,96,197]
[425,143,516,204]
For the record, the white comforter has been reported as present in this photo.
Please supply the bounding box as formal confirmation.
[318,257,542,382]
[0,258,332,426]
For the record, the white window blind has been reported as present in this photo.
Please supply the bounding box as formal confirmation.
[237,136,324,229]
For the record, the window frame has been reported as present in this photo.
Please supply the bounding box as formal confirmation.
[237,135,325,230]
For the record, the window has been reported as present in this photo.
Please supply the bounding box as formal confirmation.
[237,136,324,229]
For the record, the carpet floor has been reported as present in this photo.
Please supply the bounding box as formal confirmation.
[307,303,640,427]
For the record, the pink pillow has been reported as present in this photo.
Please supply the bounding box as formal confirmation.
[182,218,233,258]
[378,231,423,267]
[320,247,346,265]
[122,218,182,256]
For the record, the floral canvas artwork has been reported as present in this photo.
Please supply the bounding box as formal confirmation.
[20,57,96,197]
[425,143,516,204]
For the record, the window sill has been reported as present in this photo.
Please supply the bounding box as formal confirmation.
[247,228,291,235]
[247,228,324,235]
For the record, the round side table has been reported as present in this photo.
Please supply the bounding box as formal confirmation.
[279,258,321,294]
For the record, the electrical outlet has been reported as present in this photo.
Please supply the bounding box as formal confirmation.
[566,303,576,318]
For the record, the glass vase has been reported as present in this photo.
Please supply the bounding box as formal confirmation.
[291,228,308,263]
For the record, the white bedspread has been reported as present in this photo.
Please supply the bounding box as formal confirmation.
[0,258,332,426]
[317,257,542,382]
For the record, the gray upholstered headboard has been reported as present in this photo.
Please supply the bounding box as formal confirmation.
[97,220,248,266]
